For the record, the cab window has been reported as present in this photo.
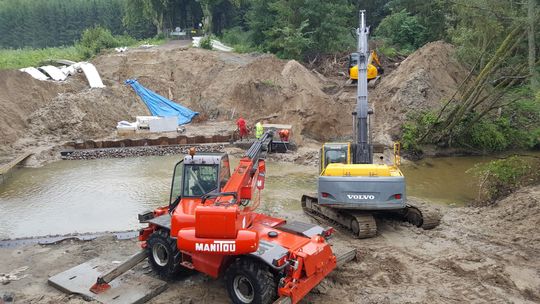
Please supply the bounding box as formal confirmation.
[182,165,219,197]
[219,156,231,190]
[169,161,184,205]
[324,146,348,167]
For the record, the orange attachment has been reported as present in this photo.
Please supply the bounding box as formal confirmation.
[89,282,110,294]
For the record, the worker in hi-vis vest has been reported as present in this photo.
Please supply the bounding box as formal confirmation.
[255,122,263,139]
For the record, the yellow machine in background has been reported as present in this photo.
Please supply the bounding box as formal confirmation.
[348,50,383,82]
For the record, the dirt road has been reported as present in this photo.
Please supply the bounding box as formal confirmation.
[1,185,538,303]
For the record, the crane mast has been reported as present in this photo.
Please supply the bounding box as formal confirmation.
[355,10,373,164]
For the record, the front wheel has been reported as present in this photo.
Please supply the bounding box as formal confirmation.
[225,259,277,304]
[147,229,184,280]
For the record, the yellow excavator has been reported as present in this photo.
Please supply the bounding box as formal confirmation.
[348,50,383,83]
[302,10,440,238]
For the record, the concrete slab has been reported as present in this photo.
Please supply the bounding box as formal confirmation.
[48,258,167,304]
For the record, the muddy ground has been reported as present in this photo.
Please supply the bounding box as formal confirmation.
[1,185,538,304]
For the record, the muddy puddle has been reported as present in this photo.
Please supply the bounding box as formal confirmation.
[0,154,525,238]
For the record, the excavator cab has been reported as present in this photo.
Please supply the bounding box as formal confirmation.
[320,143,351,174]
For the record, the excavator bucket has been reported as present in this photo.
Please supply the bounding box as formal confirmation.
[48,252,166,304]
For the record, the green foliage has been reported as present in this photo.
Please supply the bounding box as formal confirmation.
[247,0,353,59]
[265,20,313,60]
[403,86,540,153]
[199,35,213,50]
[401,111,437,152]
[469,156,540,203]
[0,32,163,69]
[463,118,510,152]
[79,26,122,55]
[387,0,448,43]
[221,26,256,52]
[375,9,427,50]
[0,47,84,70]
[376,43,399,58]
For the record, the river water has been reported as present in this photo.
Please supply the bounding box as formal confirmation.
[0,154,520,238]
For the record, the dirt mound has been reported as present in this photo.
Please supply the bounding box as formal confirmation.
[370,41,467,145]
[0,71,79,152]
[93,48,342,142]
[473,185,540,247]
[0,70,148,161]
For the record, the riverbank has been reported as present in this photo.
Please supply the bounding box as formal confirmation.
[1,186,539,303]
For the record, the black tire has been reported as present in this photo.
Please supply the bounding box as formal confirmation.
[225,259,277,304]
[146,229,184,280]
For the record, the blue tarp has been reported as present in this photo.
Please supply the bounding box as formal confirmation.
[125,79,198,125]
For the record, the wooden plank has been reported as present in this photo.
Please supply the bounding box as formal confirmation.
[0,152,32,175]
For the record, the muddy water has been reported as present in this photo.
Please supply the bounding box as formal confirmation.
[0,154,516,238]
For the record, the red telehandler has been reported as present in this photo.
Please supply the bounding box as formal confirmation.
[49,131,356,304]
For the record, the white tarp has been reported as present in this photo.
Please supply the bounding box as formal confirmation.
[192,37,233,52]
[19,67,49,81]
[39,65,67,81]
[75,62,105,88]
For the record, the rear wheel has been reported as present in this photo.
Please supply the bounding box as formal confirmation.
[225,259,276,304]
[147,229,184,279]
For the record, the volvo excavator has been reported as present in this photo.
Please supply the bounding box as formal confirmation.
[301,10,440,239]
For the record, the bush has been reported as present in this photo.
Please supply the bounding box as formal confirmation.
[465,119,510,152]
[79,26,120,55]
[401,111,437,152]
[375,9,427,50]
[221,27,258,53]
[199,35,213,50]
[469,156,540,203]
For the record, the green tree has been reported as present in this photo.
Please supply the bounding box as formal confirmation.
[375,9,426,49]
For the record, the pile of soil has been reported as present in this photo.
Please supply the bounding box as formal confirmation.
[93,48,343,142]
[369,41,467,145]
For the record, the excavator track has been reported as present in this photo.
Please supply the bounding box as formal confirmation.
[302,194,377,239]
[301,195,441,238]
[404,201,441,230]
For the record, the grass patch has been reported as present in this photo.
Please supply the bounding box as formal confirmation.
[0,36,167,70]
[0,47,85,70]
[469,156,540,204]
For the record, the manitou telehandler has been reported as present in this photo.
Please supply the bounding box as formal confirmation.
[301,11,440,238]
[49,131,355,304]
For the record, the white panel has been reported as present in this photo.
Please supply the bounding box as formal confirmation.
[19,67,49,81]
[39,65,67,81]
[78,62,105,88]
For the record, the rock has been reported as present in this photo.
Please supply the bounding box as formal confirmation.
[2,292,14,302]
